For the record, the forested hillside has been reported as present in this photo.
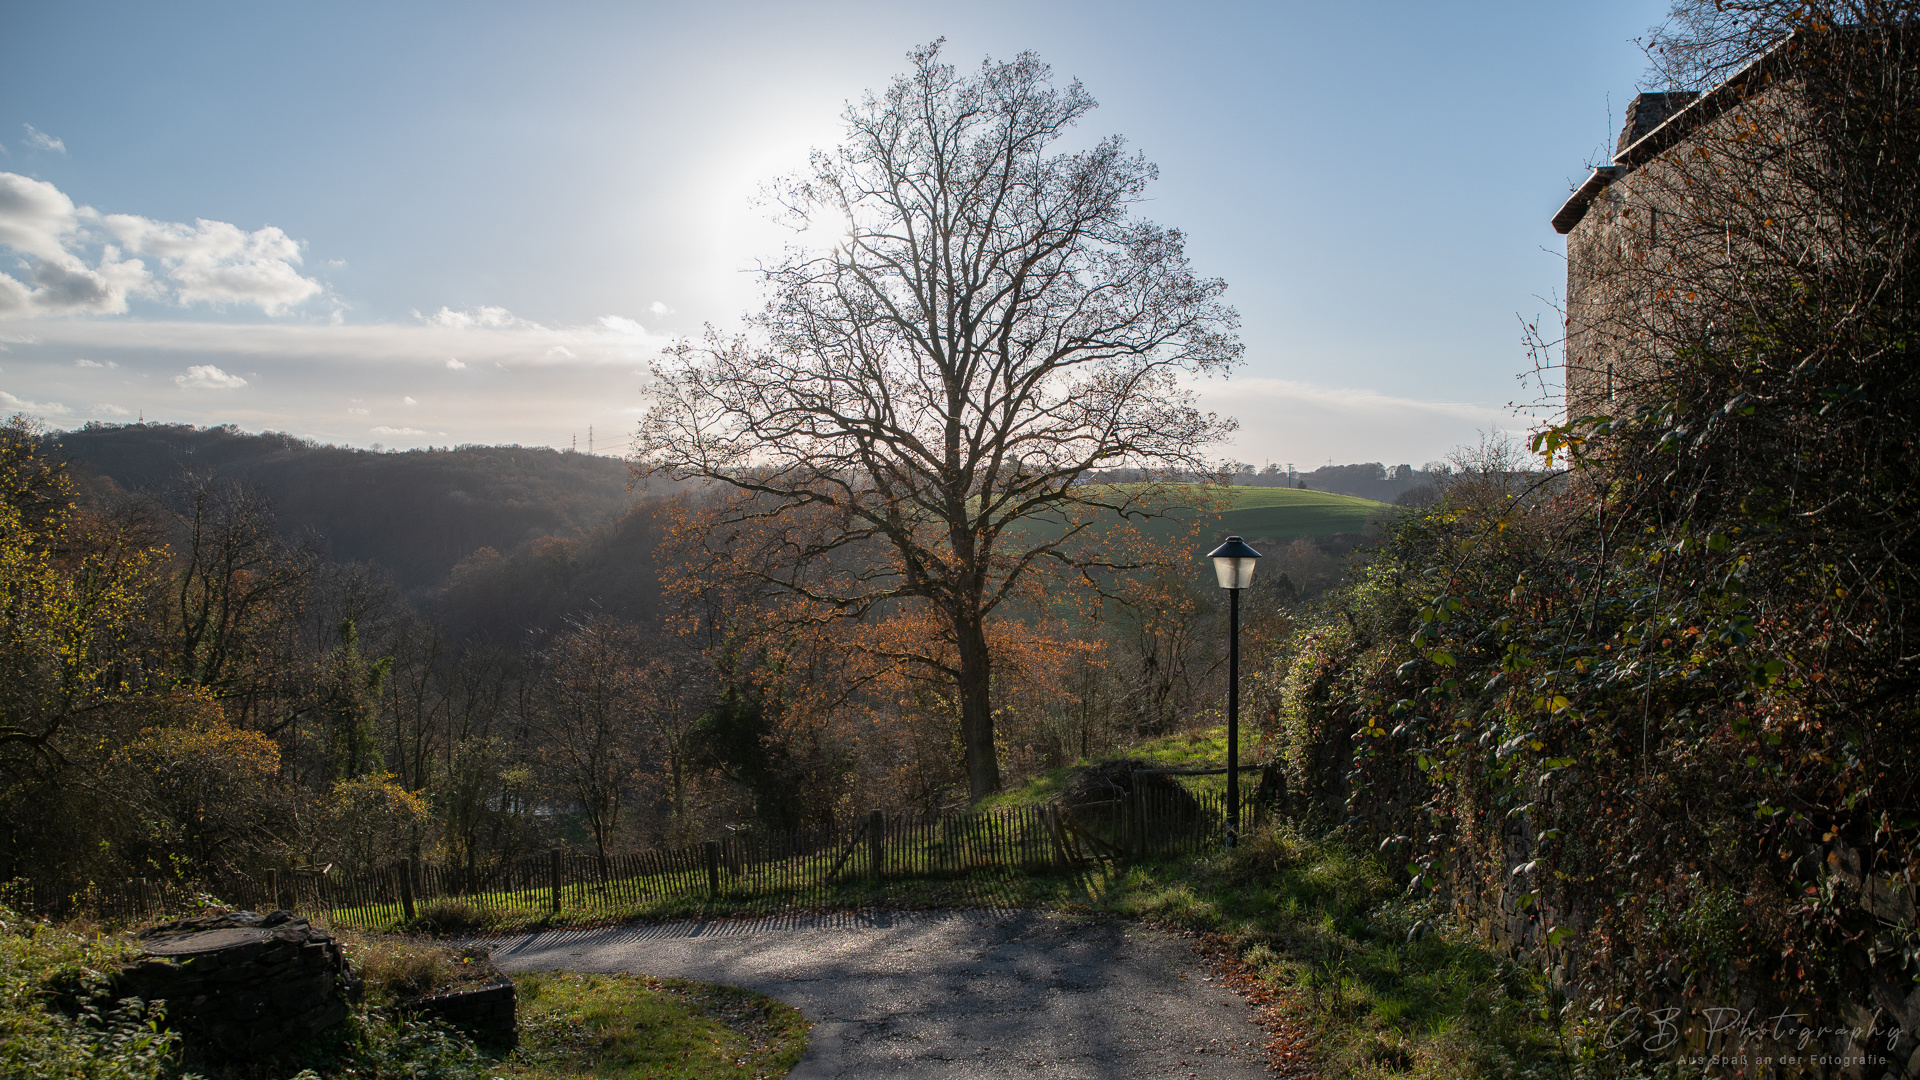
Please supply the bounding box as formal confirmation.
[51,422,639,592]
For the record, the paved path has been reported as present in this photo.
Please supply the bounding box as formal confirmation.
[488,909,1269,1079]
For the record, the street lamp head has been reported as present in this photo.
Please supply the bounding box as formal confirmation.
[1207,535,1261,591]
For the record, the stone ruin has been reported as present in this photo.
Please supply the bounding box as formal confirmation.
[115,908,358,1061]
[112,908,518,1061]
[407,948,518,1049]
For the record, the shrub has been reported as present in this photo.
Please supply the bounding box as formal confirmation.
[0,906,177,1080]
[408,898,493,935]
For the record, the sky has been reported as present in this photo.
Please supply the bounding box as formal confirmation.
[0,0,1671,468]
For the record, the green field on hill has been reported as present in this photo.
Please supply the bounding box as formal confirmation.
[1211,485,1396,540]
[1081,483,1396,545]
[1007,483,1396,559]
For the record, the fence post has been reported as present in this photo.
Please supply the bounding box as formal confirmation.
[868,809,885,881]
[704,841,722,900]
[1134,785,1149,861]
[399,858,417,922]
[548,849,562,914]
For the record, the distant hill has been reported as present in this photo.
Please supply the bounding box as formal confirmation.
[1091,462,1447,504]
[49,423,641,592]
[45,424,1401,618]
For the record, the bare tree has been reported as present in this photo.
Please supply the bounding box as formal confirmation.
[1642,0,1920,89]
[638,42,1241,798]
[531,616,655,875]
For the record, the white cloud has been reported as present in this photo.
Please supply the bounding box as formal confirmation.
[445,357,466,370]
[599,315,647,339]
[347,407,370,415]
[0,174,78,262]
[0,389,68,414]
[174,364,247,390]
[0,173,152,317]
[103,214,321,314]
[424,305,541,331]
[92,403,130,415]
[371,425,425,436]
[648,301,674,316]
[3,312,673,368]
[402,395,418,405]
[1188,375,1535,467]
[0,172,320,319]
[74,357,102,367]
[22,126,65,155]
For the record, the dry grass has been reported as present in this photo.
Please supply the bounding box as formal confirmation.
[335,932,499,1005]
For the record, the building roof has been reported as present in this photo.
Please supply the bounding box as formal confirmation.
[1551,32,1803,235]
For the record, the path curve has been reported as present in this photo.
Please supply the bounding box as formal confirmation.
[488,909,1268,1079]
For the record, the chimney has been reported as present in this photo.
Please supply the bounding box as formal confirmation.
[1616,92,1699,157]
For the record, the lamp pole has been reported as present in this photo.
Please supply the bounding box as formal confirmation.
[1227,582,1241,846]
[1206,536,1261,849]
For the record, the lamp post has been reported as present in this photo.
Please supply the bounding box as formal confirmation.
[1207,535,1260,848]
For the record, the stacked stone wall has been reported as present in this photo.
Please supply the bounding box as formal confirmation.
[407,971,518,1048]
[115,909,357,1062]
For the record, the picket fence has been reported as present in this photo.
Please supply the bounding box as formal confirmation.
[15,784,1264,928]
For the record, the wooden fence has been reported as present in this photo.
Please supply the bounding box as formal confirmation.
[11,786,1263,928]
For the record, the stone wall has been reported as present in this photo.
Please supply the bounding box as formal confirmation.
[407,970,517,1048]
[115,909,358,1062]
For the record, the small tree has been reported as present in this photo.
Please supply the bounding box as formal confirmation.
[639,43,1241,797]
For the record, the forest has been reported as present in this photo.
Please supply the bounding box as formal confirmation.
[0,417,1382,896]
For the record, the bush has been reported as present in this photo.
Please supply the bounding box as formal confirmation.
[1256,427,1920,1057]
[0,906,177,1080]
[406,898,493,936]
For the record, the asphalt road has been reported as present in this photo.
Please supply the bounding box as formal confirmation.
[488,908,1270,1078]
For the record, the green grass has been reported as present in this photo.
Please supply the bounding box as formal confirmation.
[506,972,807,1080]
[1009,483,1396,552]
[978,724,1252,809]
[1104,827,1578,1079]
[977,731,1579,1076]
[1213,486,1397,542]
[0,905,807,1080]
[332,868,1117,937]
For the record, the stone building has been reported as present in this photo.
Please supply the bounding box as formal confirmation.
[1551,31,1826,420]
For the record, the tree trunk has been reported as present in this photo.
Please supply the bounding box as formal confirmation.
[955,614,1001,799]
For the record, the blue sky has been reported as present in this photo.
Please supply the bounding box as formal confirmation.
[0,0,1669,465]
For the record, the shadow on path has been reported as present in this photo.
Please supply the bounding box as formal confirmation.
[491,909,1267,1079]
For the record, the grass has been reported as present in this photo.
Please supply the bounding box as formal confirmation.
[336,931,501,1005]
[1103,826,1579,1079]
[504,972,807,1080]
[339,868,1116,937]
[1009,483,1396,553]
[986,728,1582,1077]
[0,905,807,1080]
[978,724,1255,808]
[1214,486,1398,542]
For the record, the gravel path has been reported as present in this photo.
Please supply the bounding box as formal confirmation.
[488,908,1270,1078]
